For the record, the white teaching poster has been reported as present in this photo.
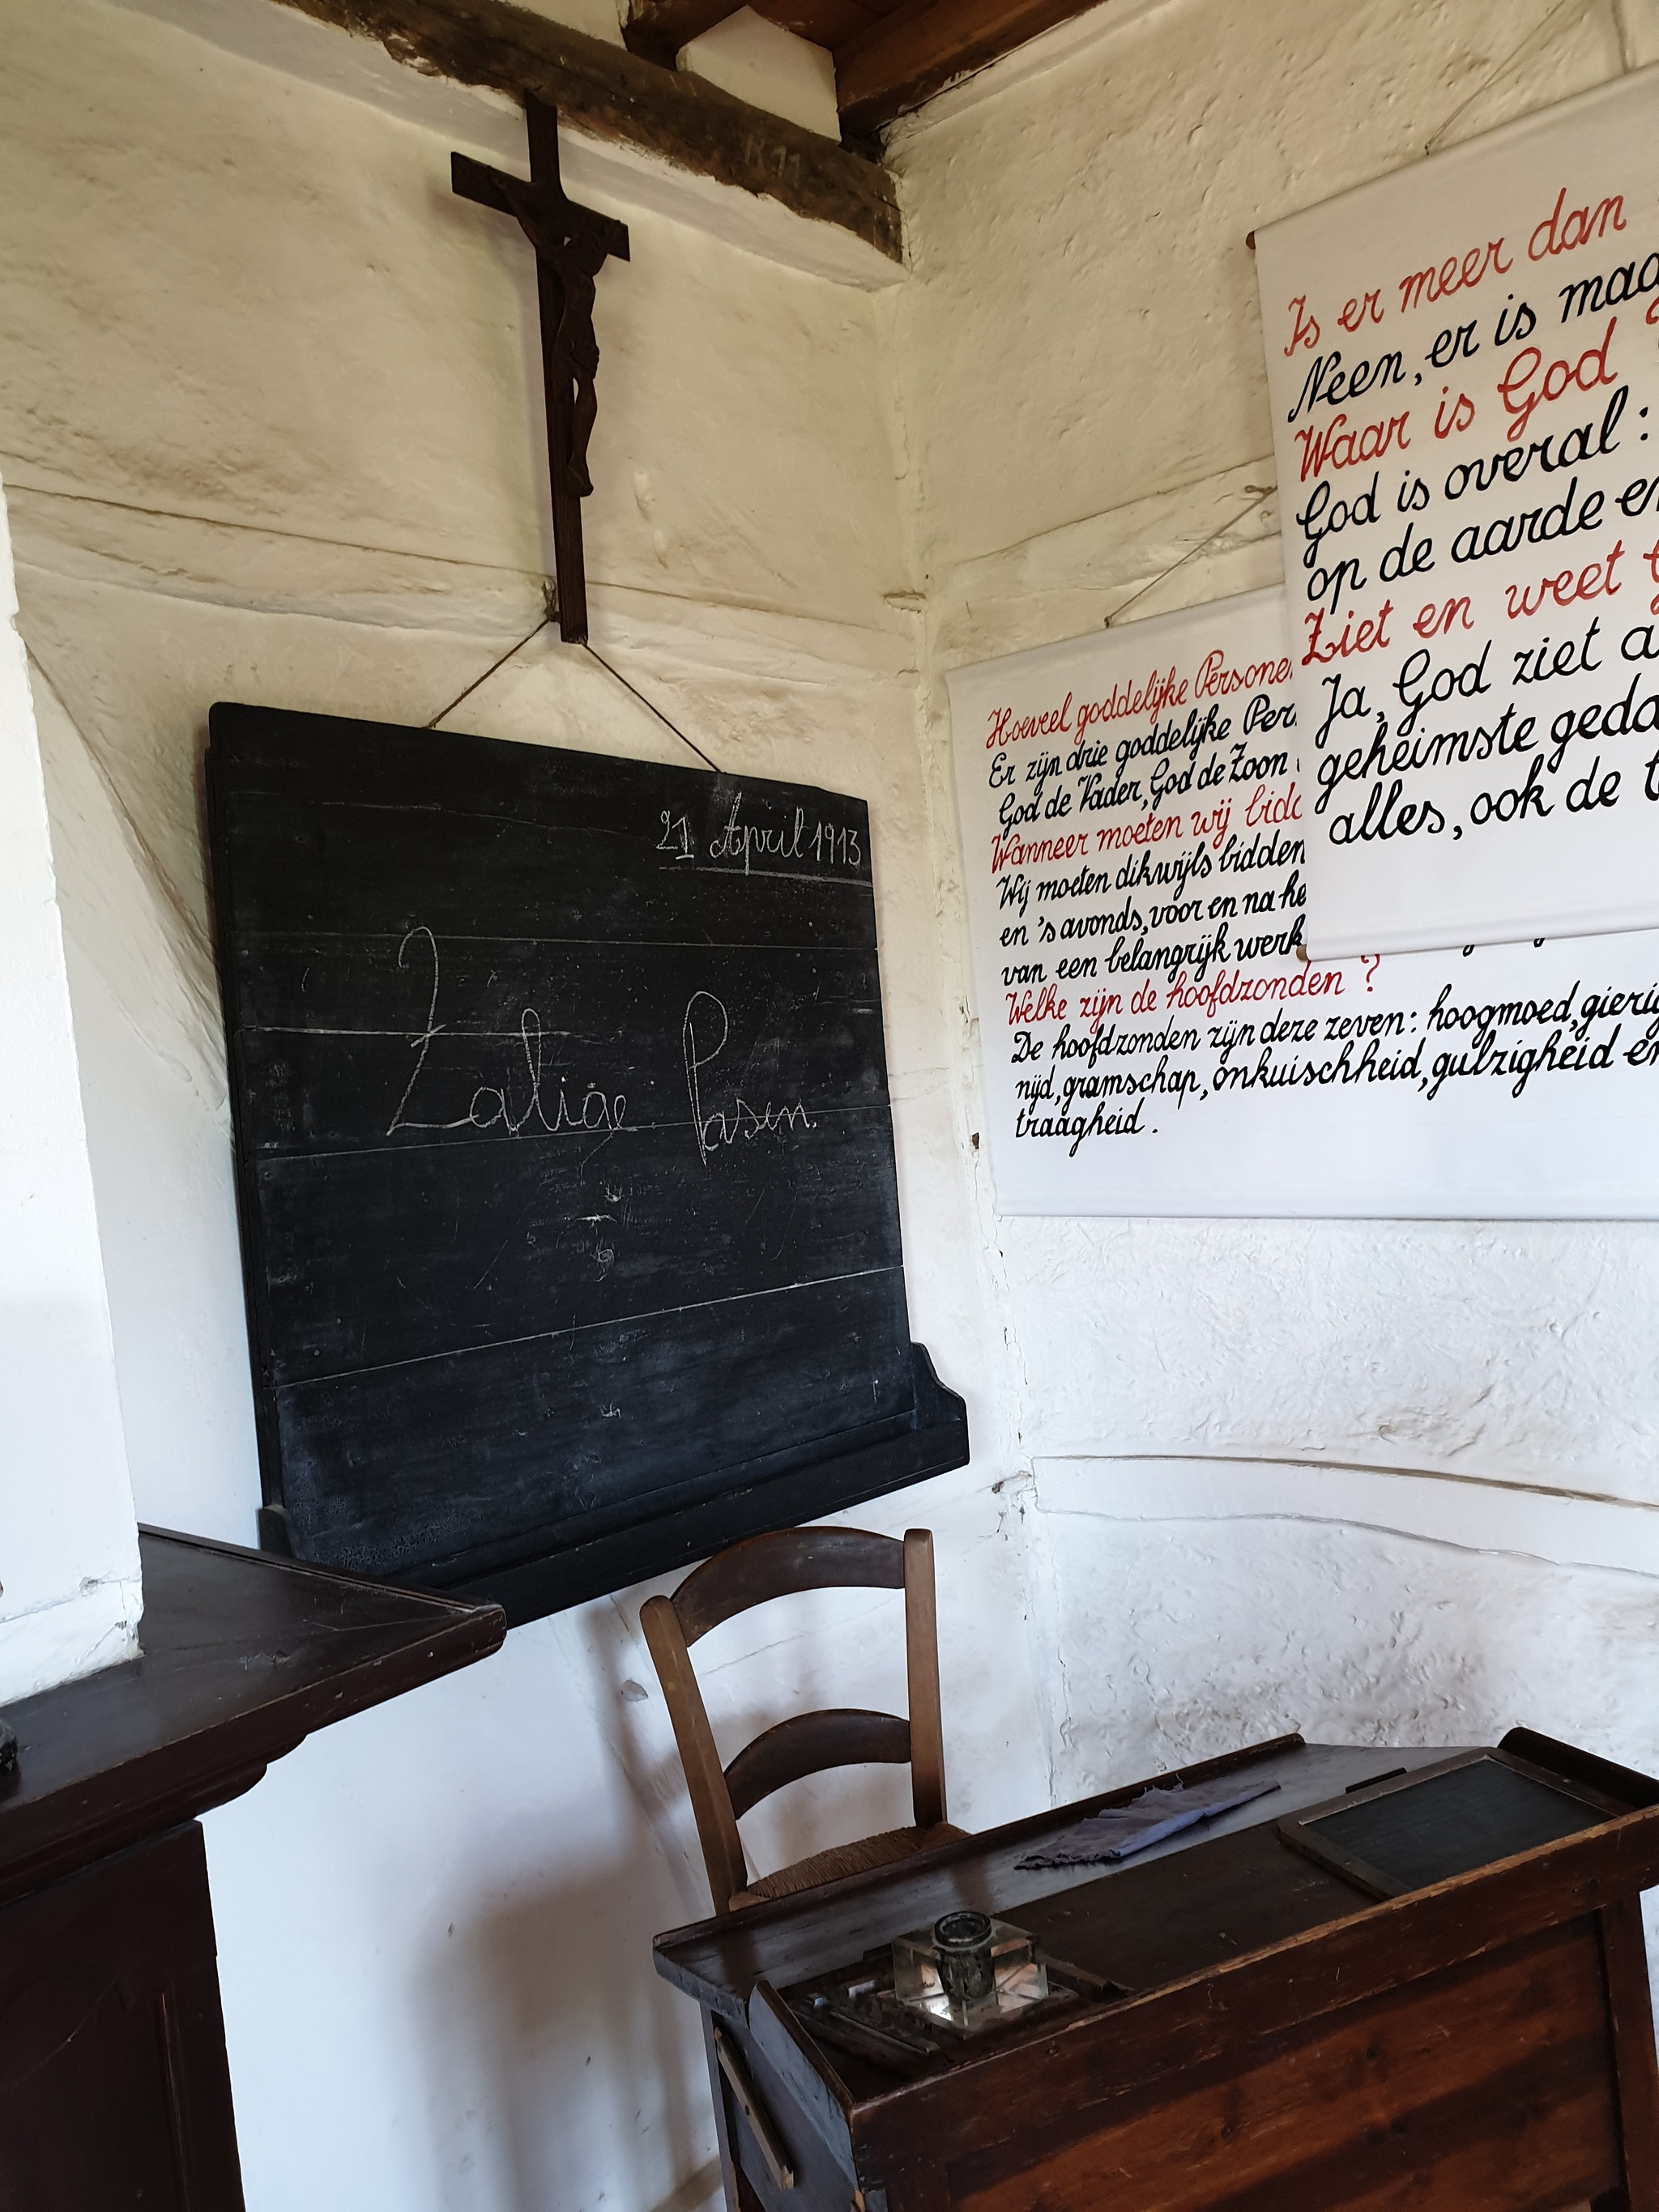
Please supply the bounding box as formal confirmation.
[947,586,1659,1217]
[1255,66,1659,957]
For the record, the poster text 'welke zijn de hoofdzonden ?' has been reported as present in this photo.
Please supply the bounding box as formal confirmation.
[1256,66,1659,958]
[947,587,1659,1217]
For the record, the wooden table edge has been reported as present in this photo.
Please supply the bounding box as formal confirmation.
[0,1528,507,1903]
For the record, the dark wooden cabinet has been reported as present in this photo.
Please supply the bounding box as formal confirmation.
[0,1529,504,2209]
[0,1825,241,2211]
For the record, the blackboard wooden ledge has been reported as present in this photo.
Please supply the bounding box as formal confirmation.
[454,1342,965,1624]
[262,1345,967,1627]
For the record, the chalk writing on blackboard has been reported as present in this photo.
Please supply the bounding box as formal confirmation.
[387,927,629,1140]
[683,991,815,1166]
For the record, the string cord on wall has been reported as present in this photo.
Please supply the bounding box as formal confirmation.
[1103,483,1276,629]
[0,459,538,581]
[426,589,557,728]
[1424,0,1601,156]
[424,607,724,774]
[2,467,724,776]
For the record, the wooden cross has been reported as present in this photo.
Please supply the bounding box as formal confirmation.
[452,98,629,646]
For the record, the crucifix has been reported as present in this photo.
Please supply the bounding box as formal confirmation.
[451,98,629,646]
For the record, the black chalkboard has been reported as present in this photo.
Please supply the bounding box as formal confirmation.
[207,705,966,1622]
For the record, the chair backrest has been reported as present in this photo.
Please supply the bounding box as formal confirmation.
[641,1526,945,1914]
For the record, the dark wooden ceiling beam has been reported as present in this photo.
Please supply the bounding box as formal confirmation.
[269,0,900,259]
[835,0,1105,134]
[762,2,890,49]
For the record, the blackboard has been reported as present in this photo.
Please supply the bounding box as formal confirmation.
[1280,1750,1613,1899]
[207,705,966,1623]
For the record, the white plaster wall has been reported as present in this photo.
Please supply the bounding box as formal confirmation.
[891,0,1659,1844]
[0,473,142,1703]
[0,4,1036,2209]
[14,0,1659,2201]
[1025,1457,1659,1786]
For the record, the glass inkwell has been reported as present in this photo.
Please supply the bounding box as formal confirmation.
[891,1909,1048,2031]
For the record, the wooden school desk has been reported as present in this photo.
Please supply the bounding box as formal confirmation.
[654,1731,1659,2212]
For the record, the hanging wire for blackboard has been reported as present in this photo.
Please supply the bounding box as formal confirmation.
[1423,0,1587,156]
[420,585,723,772]
[1103,483,1277,629]
[426,593,554,728]
[581,641,722,774]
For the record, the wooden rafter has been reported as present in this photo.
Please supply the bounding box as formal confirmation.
[268,0,900,258]
[624,0,1112,135]
[759,2,894,48]
[835,0,1107,133]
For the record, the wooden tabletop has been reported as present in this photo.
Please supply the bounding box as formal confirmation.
[0,1526,505,1905]
[654,1735,1463,2021]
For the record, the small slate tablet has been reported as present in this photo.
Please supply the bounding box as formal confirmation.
[1278,1749,1624,1899]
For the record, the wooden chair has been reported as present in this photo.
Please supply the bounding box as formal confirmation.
[642,1526,964,1914]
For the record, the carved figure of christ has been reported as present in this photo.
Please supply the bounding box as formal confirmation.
[451,97,630,646]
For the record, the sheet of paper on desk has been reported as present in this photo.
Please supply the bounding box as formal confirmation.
[1015,1775,1282,1869]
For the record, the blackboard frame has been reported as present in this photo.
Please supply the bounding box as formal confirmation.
[206,705,968,1624]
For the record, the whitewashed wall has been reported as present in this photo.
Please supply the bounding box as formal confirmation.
[890,0,1659,1822]
[0,4,1038,2210]
[0,473,142,1703]
[11,0,1659,2206]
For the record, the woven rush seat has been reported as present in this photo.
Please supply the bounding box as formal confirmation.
[733,1819,967,1908]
